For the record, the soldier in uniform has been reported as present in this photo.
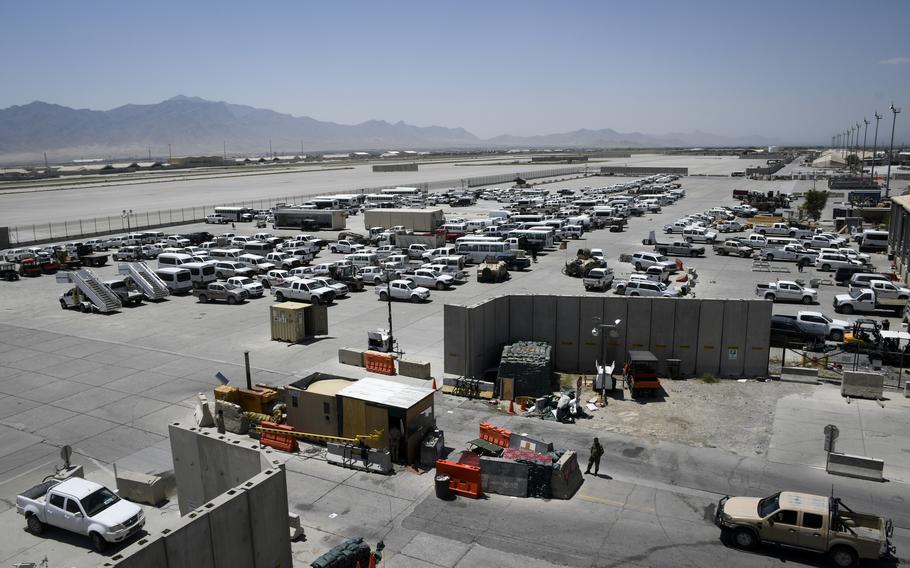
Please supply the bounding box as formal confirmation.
[585,437,604,476]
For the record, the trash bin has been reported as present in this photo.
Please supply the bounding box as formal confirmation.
[666,359,681,380]
[435,474,452,500]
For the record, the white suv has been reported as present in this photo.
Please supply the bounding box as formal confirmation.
[815,252,862,272]
[615,280,678,297]
[630,252,676,272]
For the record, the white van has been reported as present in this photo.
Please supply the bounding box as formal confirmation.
[157,253,195,268]
[345,253,379,268]
[858,230,888,252]
[155,267,193,293]
[242,241,273,255]
[209,248,244,260]
[434,255,466,271]
[180,262,217,288]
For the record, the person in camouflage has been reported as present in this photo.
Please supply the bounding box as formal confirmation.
[585,437,604,475]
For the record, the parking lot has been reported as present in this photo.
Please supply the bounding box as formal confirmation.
[2,157,909,567]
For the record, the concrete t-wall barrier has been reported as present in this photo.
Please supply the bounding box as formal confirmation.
[444,295,770,379]
[102,468,292,568]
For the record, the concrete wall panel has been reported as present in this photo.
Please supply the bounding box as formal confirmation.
[672,300,701,376]
[197,430,261,504]
[531,295,558,348]
[744,300,772,377]
[509,295,534,342]
[468,301,487,379]
[494,296,511,354]
[577,297,606,372]
[245,469,293,568]
[602,298,628,369]
[104,535,168,568]
[164,510,215,568]
[719,300,749,377]
[207,487,255,568]
[169,423,205,515]
[554,296,581,372]
[443,304,467,376]
[625,298,652,353]
[649,299,676,372]
[695,300,725,376]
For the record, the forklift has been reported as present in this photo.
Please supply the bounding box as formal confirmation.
[623,351,663,399]
[842,319,883,353]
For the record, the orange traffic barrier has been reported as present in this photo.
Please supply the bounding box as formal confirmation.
[363,352,396,376]
[479,422,511,448]
[431,377,437,390]
[436,459,482,498]
[259,421,298,453]
[369,553,376,568]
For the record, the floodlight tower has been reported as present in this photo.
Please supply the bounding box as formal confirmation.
[860,118,870,180]
[886,103,901,197]
[870,111,883,180]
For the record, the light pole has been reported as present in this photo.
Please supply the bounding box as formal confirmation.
[860,118,870,180]
[886,103,901,197]
[591,317,622,399]
[121,209,133,232]
[871,111,882,181]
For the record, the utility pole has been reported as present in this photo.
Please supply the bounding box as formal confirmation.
[223,140,226,161]
[148,146,151,161]
[44,152,49,169]
[269,139,273,157]
[168,143,172,162]
[860,118,869,181]
[871,111,882,181]
[886,103,901,197]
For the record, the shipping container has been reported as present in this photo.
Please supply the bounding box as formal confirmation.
[270,302,328,342]
[363,208,445,232]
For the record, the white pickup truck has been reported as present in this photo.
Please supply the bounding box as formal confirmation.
[405,268,454,290]
[17,477,145,552]
[834,284,910,314]
[791,310,851,341]
[375,279,431,303]
[762,244,818,263]
[271,277,336,305]
[755,281,818,304]
[753,222,793,236]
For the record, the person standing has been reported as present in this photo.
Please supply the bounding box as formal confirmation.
[797,257,805,273]
[585,437,604,476]
[389,426,401,462]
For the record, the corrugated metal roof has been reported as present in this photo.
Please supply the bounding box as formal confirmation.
[892,194,910,211]
[337,377,433,408]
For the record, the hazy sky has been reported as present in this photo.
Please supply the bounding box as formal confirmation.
[2,0,908,143]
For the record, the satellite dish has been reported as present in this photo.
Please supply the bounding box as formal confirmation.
[215,372,230,385]
[60,445,72,469]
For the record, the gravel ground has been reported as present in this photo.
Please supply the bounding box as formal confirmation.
[507,376,815,457]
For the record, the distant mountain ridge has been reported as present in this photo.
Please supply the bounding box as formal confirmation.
[0,96,776,162]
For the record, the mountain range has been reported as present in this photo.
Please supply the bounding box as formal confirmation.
[0,95,776,163]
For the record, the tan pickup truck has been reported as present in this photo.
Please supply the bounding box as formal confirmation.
[715,491,894,568]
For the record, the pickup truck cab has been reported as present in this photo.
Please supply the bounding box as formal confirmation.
[785,311,851,341]
[654,241,706,257]
[261,269,290,288]
[313,276,350,298]
[631,252,676,272]
[405,268,454,290]
[193,282,248,304]
[330,240,364,254]
[682,227,718,244]
[802,234,847,249]
[225,276,264,298]
[420,263,467,284]
[237,253,275,275]
[847,279,910,305]
[271,277,336,305]
[214,261,255,279]
[375,279,431,303]
[583,267,614,291]
[763,244,818,263]
[714,240,753,257]
[406,244,429,260]
[663,221,690,234]
[756,281,818,304]
[715,220,744,233]
[17,478,145,552]
[715,491,893,568]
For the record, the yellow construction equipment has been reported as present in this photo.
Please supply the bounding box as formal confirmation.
[255,426,385,447]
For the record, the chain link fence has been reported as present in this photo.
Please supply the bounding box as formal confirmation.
[7,167,589,246]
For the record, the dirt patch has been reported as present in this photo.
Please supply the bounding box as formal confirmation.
[558,376,812,456]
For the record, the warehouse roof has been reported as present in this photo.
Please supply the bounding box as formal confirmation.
[337,377,433,409]
[892,194,910,212]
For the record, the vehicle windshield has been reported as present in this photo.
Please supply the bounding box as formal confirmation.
[656,255,670,262]
[323,278,338,285]
[81,487,120,517]
[821,314,833,323]
[237,278,254,285]
[405,281,418,290]
[758,493,780,518]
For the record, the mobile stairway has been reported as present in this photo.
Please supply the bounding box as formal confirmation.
[119,262,170,300]
[56,269,122,313]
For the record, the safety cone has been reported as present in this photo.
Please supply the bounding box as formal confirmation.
[508,400,515,414]
[520,398,527,411]
[431,377,437,390]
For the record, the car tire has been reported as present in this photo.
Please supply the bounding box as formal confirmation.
[765,254,774,261]
[731,527,759,550]
[822,264,831,272]
[227,296,237,305]
[26,513,45,535]
[216,272,224,279]
[436,282,445,290]
[330,247,338,254]
[764,293,775,301]
[379,292,389,301]
[198,294,208,303]
[630,292,639,297]
[261,280,270,289]
[840,304,854,314]
[802,295,813,305]
[311,296,321,306]
[634,262,643,271]
[59,299,67,310]
[828,546,858,568]
[275,292,285,302]
[90,532,107,553]
[740,252,749,258]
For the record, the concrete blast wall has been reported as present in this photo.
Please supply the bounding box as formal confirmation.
[102,468,292,568]
[443,295,771,379]
[599,166,689,175]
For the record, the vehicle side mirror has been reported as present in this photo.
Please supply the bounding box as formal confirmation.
[767,518,774,526]
[74,512,83,518]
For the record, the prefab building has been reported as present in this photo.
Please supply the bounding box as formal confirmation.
[363,208,445,232]
[281,375,435,464]
[272,207,347,230]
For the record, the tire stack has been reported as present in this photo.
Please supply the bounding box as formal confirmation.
[499,341,554,398]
